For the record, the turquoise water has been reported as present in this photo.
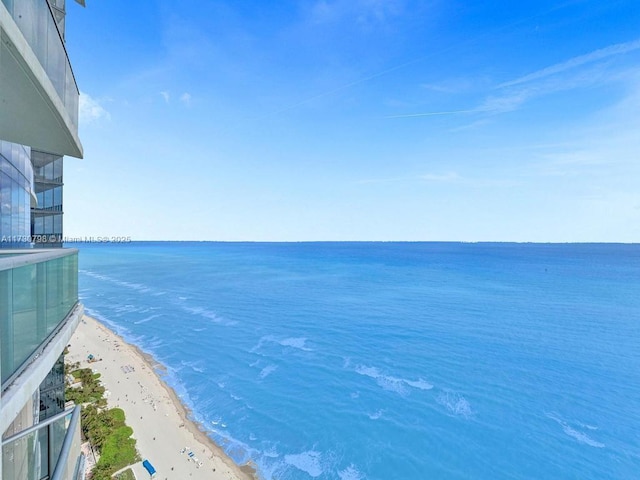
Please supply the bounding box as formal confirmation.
[77,242,640,479]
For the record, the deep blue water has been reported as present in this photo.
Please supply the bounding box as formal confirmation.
[76,242,640,479]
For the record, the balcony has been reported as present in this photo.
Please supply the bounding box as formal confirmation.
[2,405,84,480]
[0,0,82,158]
[0,249,78,388]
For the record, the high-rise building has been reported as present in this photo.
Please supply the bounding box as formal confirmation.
[1,1,85,479]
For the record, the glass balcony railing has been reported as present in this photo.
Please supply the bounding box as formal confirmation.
[0,249,78,387]
[2,405,84,480]
[0,0,79,129]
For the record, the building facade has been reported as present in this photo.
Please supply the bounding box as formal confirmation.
[31,150,65,248]
[0,1,85,479]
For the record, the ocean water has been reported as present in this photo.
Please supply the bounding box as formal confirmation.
[76,242,640,479]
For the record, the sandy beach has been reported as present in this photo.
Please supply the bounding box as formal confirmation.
[66,315,258,480]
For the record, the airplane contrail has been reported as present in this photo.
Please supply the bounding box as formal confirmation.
[262,2,580,119]
[383,110,476,119]
[268,57,429,117]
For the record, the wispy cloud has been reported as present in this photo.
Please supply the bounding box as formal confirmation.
[180,92,192,106]
[384,110,476,119]
[356,175,410,185]
[531,85,640,178]
[479,59,629,115]
[421,172,460,182]
[357,171,518,188]
[158,90,192,106]
[389,38,640,119]
[311,0,405,26]
[420,172,517,187]
[421,77,486,95]
[79,92,111,124]
[498,38,640,88]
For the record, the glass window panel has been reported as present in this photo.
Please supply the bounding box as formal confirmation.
[53,186,62,207]
[46,259,61,331]
[53,158,63,180]
[34,216,44,234]
[44,189,53,209]
[1,253,78,382]
[53,214,62,235]
[0,269,13,380]
[11,264,39,374]
[44,161,54,180]
[44,215,53,234]
[47,11,65,99]
[1,422,49,479]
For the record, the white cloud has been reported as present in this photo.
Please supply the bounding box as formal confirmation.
[180,92,192,106]
[310,0,405,26]
[498,38,640,89]
[389,39,640,120]
[468,39,640,115]
[420,172,520,188]
[356,175,410,184]
[357,171,517,188]
[421,172,460,182]
[160,91,170,103]
[79,92,110,124]
[384,109,475,118]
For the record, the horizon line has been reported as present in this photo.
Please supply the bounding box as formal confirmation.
[62,239,640,245]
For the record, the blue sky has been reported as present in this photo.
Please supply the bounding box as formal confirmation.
[64,0,640,241]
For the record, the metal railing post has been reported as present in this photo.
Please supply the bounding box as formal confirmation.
[50,405,81,480]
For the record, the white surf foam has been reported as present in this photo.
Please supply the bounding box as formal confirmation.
[181,305,237,327]
[579,422,599,431]
[353,364,432,396]
[252,335,313,354]
[260,364,278,379]
[81,270,154,294]
[546,413,605,448]
[180,359,206,373]
[279,337,313,351]
[250,336,269,353]
[404,379,434,390]
[183,306,221,322]
[134,314,162,325]
[376,376,409,396]
[563,425,605,448]
[262,445,280,458]
[436,391,473,419]
[367,409,384,420]
[208,426,258,465]
[338,464,366,480]
[284,450,323,477]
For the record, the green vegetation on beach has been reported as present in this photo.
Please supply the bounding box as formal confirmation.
[66,367,106,406]
[66,364,139,480]
[114,469,136,480]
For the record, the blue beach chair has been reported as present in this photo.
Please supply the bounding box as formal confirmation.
[142,459,156,477]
